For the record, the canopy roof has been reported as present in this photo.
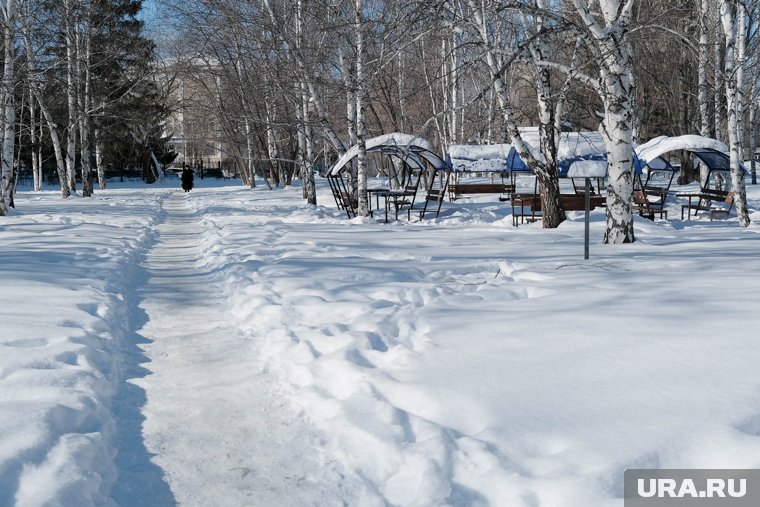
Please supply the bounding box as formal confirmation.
[451,133,740,177]
[451,131,610,176]
[328,133,448,176]
[634,134,747,174]
[635,135,728,165]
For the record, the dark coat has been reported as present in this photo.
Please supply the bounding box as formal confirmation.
[181,168,194,191]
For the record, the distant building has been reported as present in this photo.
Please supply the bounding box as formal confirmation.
[159,57,228,172]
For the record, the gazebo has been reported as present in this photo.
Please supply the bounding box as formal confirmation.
[634,135,740,188]
[327,133,450,218]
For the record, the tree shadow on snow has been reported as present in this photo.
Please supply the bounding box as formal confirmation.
[110,268,177,506]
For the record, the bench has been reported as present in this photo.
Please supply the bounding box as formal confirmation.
[407,188,446,221]
[632,189,668,220]
[448,182,514,201]
[680,188,735,220]
[511,193,607,226]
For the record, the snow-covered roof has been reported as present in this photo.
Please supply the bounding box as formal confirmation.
[449,131,607,174]
[448,144,512,173]
[566,158,609,178]
[328,133,445,176]
[635,135,729,166]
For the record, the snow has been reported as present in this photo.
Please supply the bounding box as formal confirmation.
[635,135,729,166]
[2,176,760,506]
[449,131,606,174]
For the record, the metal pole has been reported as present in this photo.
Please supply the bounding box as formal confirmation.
[584,177,591,260]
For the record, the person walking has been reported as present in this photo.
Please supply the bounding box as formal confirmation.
[181,166,194,192]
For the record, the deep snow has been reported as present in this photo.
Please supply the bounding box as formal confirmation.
[1,175,760,506]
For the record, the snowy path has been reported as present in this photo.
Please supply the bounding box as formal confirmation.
[129,193,354,506]
[5,183,760,506]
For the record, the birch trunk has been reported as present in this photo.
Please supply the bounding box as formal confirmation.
[232,41,255,188]
[65,0,78,192]
[0,0,16,214]
[265,95,278,189]
[79,10,93,198]
[719,0,750,226]
[262,0,344,156]
[469,0,564,227]
[571,0,636,243]
[301,83,316,205]
[295,0,316,204]
[714,5,725,141]
[698,0,710,137]
[95,121,106,189]
[29,87,41,191]
[529,1,564,228]
[750,81,757,185]
[355,0,369,218]
[450,33,458,146]
[339,48,358,197]
[22,22,70,198]
[750,100,756,185]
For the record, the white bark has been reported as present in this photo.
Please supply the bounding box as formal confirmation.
[467,0,541,167]
[355,0,369,218]
[719,0,750,226]
[698,0,710,137]
[571,0,636,243]
[0,0,16,214]
[750,81,757,185]
[64,0,78,191]
[233,41,255,188]
[714,5,724,142]
[262,0,344,155]
[78,5,93,197]
[29,87,41,191]
[95,121,106,189]
[264,95,278,189]
[22,18,70,198]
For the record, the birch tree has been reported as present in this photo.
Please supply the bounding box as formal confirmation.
[565,0,638,243]
[0,0,17,214]
[21,3,71,199]
[453,0,567,227]
[354,0,370,217]
[719,0,750,226]
[64,0,78,192]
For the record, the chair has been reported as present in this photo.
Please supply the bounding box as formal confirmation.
[408,171,450,221]
[385,170,422,221]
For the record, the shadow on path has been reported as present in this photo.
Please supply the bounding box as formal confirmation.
[110,197,176,506]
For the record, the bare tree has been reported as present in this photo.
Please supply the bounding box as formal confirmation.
[0,0,17,214]
[719,0,750,226]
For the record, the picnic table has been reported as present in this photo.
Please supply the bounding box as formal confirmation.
[678,188,735,220]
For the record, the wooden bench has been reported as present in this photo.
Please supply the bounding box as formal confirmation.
[680,188,735,220]
[511,193,607,226]
[632,189,668,220]
[448,182,514,201]
[511,193,541,226]
[407,188,446,221]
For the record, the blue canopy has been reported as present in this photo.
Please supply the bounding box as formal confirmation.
[505,147,644,177]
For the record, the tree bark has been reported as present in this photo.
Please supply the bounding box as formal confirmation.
[0,0,16,214]
[65,0,78,192]
[719,0,750,226]
[355,0,369,218]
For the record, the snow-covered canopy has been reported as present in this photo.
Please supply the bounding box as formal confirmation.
[635,135,728,166]
[449,133,742,178]
[450,131,611,176]
[328,133,448,176]
[634,134,748,174]
[448,144,513,173]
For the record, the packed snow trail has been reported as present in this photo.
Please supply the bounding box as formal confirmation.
[130,192,359,506]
